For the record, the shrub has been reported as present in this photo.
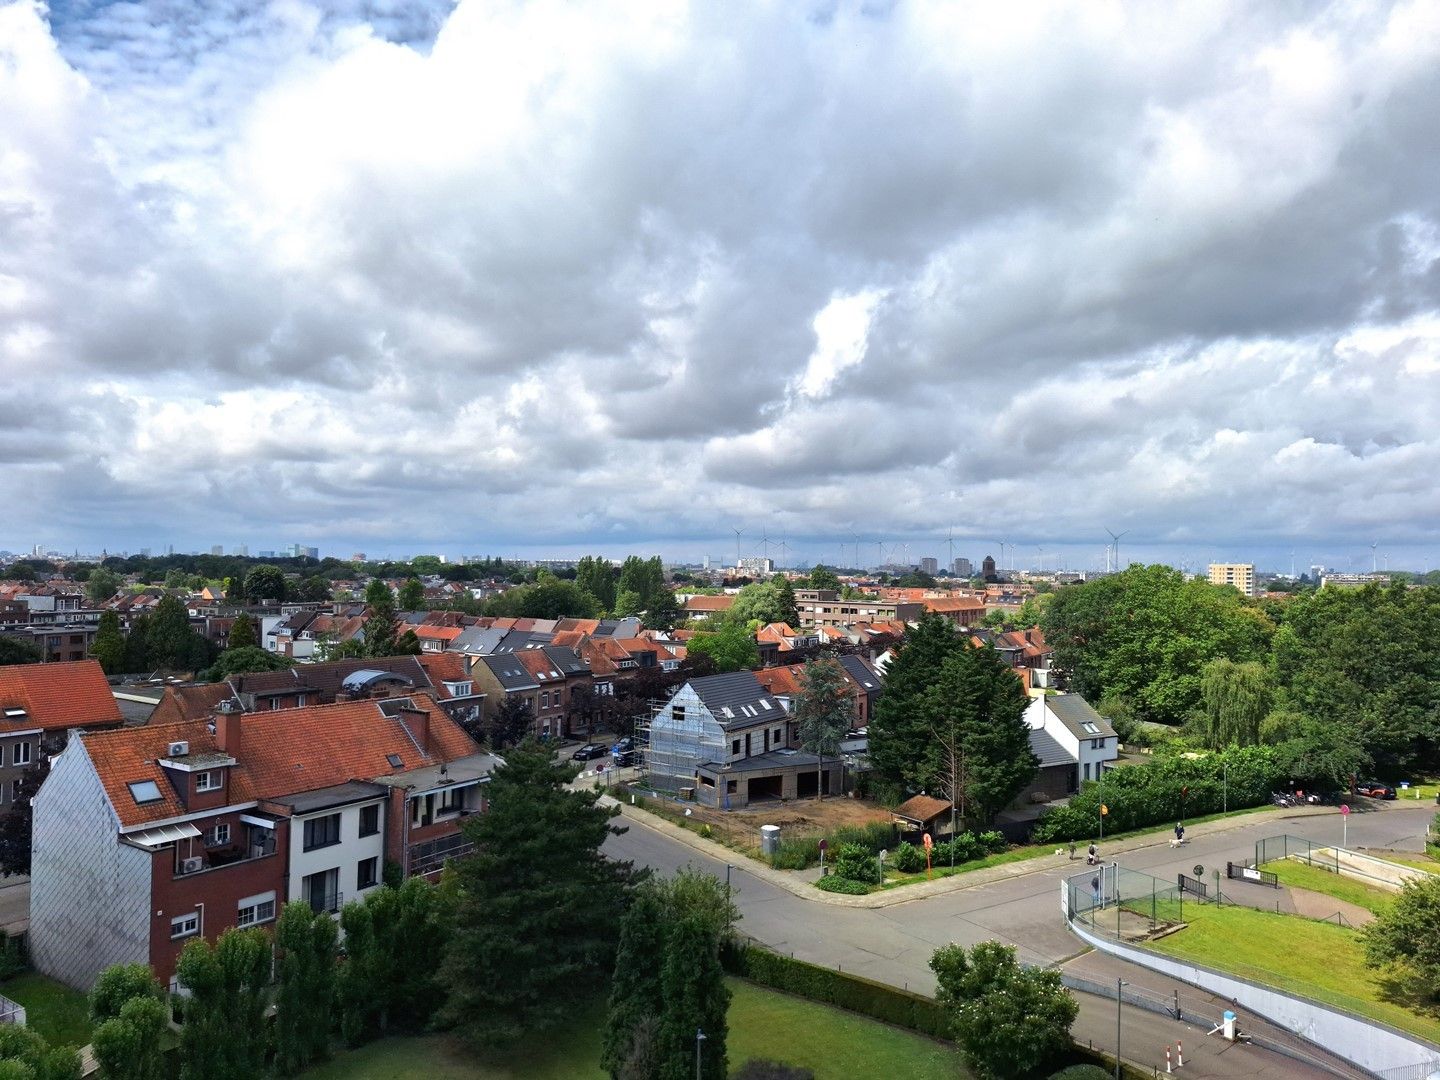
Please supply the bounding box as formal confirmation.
[830,822,897,853]
[770,837,820,870]
[733,1061,815,1080]
[724,944,951,1039]
[815,876,871,895]
[1049,1066,1112,1080]
[831,842,881,884]
[979,830,1008,855]
[892,841,926,873]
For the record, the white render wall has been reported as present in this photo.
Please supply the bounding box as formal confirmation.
[31,743,152,990]
[287,800,386,909]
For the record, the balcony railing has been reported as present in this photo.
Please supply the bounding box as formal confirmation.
[305,889,343,915]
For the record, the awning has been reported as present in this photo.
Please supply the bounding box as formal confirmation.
[239,814,278,829]
[125,822,201,850]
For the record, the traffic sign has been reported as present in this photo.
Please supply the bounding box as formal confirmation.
[818,838,828,851]
[1100,804,1109,816]
[1340,804,1350,816]
[922,833,933,850]
[1193,864,1205,878]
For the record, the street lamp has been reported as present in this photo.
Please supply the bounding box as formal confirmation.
[1115,978,1126,1080]
[695,1028,707,1080]
[1223,761,1228,815]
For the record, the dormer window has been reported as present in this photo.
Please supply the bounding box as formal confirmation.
[195,771,221,792]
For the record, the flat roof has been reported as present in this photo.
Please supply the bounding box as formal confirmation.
[696,750,827,774]
[271,780,389,814]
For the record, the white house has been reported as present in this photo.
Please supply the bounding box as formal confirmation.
[1018,694,1119,802]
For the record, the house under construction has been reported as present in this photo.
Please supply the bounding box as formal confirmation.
[643,671,839,808]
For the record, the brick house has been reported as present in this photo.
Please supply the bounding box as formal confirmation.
[0,660,123,813]
[30,691,498,990]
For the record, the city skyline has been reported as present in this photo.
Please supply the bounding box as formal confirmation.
[4,4,1440,560]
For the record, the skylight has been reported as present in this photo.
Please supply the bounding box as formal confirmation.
[1082,722,1100,734]
[128,780,162,804]
[386,753,404,768]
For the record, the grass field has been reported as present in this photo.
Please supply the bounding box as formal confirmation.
[1261,859,1396,913]
[299,978,962,1080]
[0,973,93,1049]
[1380,852,1440,875]
[1146,902,1440,1043]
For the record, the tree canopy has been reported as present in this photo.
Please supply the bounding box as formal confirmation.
[242,564,287,603]
[687,622,760,674]
[1040,564,1273,724]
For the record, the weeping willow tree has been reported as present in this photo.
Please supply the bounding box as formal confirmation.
[1199,659,1271,748]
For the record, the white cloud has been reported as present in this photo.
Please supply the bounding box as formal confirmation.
[1,0,1440,567]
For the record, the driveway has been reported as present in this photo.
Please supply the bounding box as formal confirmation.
[603,799,1437,1077]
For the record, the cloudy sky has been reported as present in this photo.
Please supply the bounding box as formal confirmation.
[4,0,1440,572]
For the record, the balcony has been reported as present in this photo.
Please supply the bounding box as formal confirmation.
[305,889,344,915]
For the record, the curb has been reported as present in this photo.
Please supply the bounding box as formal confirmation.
[608,796,1338,909]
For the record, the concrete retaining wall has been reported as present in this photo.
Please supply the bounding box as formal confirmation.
[1064,887,1440,1077]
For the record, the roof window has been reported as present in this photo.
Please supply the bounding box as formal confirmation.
[128,780,163,804]
[3,708,26,720]
[1081,722,1100,734]
[386,753,404,768]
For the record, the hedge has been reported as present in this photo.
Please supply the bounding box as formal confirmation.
[1031,744,1283,843]
[722,942,951,1039]
[814,876,871,895]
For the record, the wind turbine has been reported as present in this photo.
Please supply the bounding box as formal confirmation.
[732,528,743,568]
[850,531,861,572]
[943,529,956,573]
[1105,528,1128,573]
[1372,541,1379,574]
[759,531,773,563]
[992,539,1007,575]
[778,537,789,569]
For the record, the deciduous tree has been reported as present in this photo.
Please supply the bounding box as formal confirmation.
[91,996,167,1080]
[242,564,287,603]
[930,941,1077,1080]
[398,578,426,611]
[0,759,49,877]
[85,568,122,604]
[1363,874,1440,999]
[91,609,126,674]
[175,928,271,1080]
[226,612,256,650]
[792,659,851,799]
[687,623,759,674]
[273,901,338,1074]
[1198,659,1271,748]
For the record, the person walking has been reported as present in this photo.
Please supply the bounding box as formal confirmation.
[1091,875,1101,908]
[1174,822,1185,843]
[1087,841,1098,866]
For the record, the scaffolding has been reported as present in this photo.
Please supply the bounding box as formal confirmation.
[640,688,728,795]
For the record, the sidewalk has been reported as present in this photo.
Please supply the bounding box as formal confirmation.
[605,794,1332,909]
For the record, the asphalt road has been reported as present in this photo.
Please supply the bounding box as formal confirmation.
[603,798,1437,1077]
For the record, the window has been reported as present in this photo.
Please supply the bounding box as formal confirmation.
[195,771,220,792]
[1083,762,1091,781]
[128,780,162,805]
[359,804,380,837]
[731,739,741,756]
[203,824,230,847]
[303,813,341,851]
[356,857,378,891]
[386,753,404,769]
[672,705,685,724]
[170,913,199,939]
[439,787,467,815]
[6,782,14,805]
[773,727,783,747]
[11,742,30,768]
[302,868,341,914]
[236,892,276,927]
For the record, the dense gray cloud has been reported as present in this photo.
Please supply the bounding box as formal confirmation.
[3,0,1440,570]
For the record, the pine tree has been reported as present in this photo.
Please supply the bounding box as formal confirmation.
[92,609,127,674]
[602,888,669,1078]
[868,614,967,790]
[226,613,256,651]
[773,576,800,629]
[439,747,642,1046]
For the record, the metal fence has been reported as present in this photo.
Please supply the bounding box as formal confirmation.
[1065,864,1189,942]
[1256,833,1340,872]
[1177,873,1208,898]
[1226,861,1279,887]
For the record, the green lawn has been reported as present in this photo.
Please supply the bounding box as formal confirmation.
[0,973,93,1049]
[1381,853,1440,875]
[299,979,960,1080]
[1261,859,1396,914]
[1146,901,1440,1043]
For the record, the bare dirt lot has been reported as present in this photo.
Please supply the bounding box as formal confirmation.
[651,795,895,855]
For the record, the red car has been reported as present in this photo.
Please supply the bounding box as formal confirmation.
[1355,780,1397,800]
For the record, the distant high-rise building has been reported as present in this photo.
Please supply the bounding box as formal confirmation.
[351,553,366,563]
[210,545,224,556]
[953,557,974,577]
[920,557,939,575]
[139,548,151,558]
[982,555,997,581]
[235,544,249,557]
[737,556,774,577]
[1208,563,1257,597]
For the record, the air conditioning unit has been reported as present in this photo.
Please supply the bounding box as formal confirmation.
[167,741,190,758]
[180,857,203,874]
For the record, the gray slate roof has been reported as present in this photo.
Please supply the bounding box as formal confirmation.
[449,626,506,655]
[1046,695,1117,740]
[689,671,786,729]
[477,653,539,691]
[837,655,881,692]
[1029,726,1074,769]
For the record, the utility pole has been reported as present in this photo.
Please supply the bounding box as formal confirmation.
[695,1028,707,1080]
[1115,978,1127,1080]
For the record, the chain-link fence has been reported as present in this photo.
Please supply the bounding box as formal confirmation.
[1256,833,1340,872]
[1065,864,1189,942]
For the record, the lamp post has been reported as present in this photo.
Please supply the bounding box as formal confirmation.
[725,865,733,936]
[1223,761,1228,815]
[1115,978,1127,1080]
[695,1028,707,1080]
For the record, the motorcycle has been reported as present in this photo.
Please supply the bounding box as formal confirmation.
[1271,792,1296,808]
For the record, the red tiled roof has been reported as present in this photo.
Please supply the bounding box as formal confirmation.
[414,652,467,689]
[685,595,734,611]
[84,692,480,829]
[414,625,463,643]
[0,660,123,732]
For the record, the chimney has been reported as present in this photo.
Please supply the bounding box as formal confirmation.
[216,708,242,758]
[401,706,431,756]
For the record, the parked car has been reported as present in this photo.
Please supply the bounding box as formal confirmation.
[572,743,608,762]
[611,737,636,756]
[1355,780,1397,800]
